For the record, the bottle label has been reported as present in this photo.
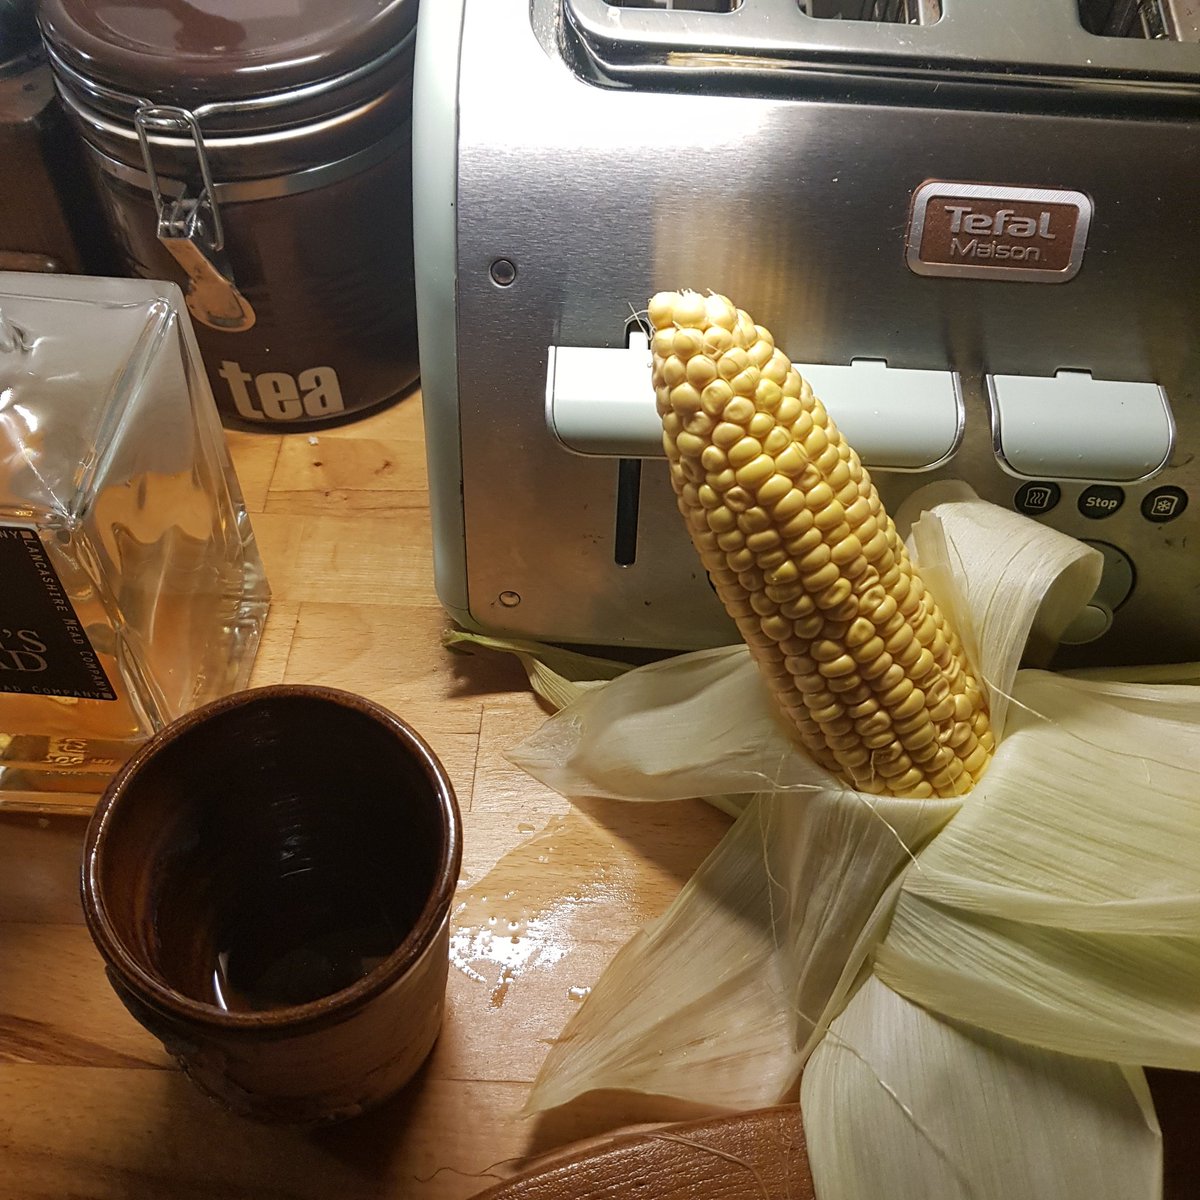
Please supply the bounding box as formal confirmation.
[0,525,116,701]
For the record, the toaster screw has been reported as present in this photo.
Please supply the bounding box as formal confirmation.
[489,258,517,287]
[498,590,521,607]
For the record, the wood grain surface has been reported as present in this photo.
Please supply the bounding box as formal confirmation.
[0,395,734,1198]
[3,396,1198,1199]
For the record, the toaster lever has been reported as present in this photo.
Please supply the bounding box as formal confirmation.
[548,344,963,471]
[987,370,1174,483]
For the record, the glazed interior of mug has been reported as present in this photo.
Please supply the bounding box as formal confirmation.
[93,693,449,1013]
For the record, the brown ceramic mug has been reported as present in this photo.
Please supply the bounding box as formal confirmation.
[81,685,462,1125]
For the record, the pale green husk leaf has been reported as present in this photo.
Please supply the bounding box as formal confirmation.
[802,976,1162,1200]
[441,628,630,710]
[508,645,828,803]
[527,785,958,1113]
[516,489,1112,1113]
[875,669,1200,1068]
[901,480,1103,737]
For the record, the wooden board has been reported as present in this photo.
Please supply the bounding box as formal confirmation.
[3,395,1199,1199]
[471,1107,813,1200]
[0,396,735,1198]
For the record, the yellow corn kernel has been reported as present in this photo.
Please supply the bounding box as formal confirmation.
[650,289,993,798]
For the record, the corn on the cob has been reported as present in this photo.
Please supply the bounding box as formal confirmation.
[649,289,993,799]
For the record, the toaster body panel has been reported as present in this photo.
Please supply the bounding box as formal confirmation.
[418,0,1200,666]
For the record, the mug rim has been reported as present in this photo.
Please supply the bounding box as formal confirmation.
[81,683,463,1032]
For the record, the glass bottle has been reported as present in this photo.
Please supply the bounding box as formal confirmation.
[0,272,269,812]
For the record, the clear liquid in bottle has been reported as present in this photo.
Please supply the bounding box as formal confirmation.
[0,275,269,812]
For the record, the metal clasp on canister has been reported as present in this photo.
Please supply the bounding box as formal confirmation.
[134,105,255,333]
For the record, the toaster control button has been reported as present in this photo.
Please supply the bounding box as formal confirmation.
[1058,541,1135,646]
[1078,484,1125,519]
[988,370,1173,483]
[1141,486,1188,524]
[1014,481,1061,515]
[1084,541,1136,612]
[1060,603,1112,645]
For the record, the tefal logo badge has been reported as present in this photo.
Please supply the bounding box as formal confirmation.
[906,182,1092,282]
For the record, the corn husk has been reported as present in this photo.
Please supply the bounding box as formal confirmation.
[510,645,828,804]
[899,480,1104,737]
[442,628,630,709]
[875,668,1200,1068]
[802,976,1162,1200]
[1067,661,1200,686]
[528,785,958,1112]
[514,488,1117,1118]
[483,258,1196,1196]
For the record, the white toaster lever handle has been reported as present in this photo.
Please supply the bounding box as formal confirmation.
[547,343,963,471]
[988,370,1174,483]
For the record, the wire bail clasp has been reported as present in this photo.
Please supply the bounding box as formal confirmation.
[134,104,256,332]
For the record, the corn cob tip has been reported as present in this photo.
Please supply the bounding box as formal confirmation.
[649,288,993,799]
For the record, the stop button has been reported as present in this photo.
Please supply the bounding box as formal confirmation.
[1078,484,1125,519]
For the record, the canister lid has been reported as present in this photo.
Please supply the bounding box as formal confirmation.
[39,0,417,105]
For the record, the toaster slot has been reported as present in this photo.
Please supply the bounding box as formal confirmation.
[1079,0,1199,38]
[800,0,942,24]
[614,459,642,566]
[601,0,740,11]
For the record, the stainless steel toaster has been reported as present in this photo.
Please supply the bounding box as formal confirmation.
[413,0,1200,667]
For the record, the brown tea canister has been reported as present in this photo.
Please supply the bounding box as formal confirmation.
[39,0,420,430]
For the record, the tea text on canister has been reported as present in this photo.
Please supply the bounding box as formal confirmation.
[218,361,346,422]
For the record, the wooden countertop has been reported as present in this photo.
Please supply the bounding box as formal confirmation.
[0,395,733,1198]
